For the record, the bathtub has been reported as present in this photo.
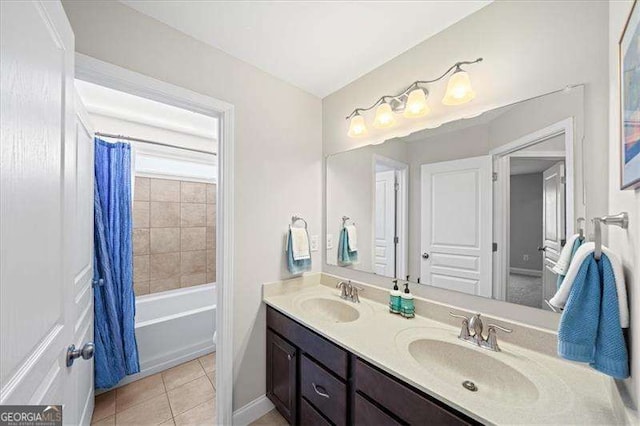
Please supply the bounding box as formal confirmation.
[114,283,216,387]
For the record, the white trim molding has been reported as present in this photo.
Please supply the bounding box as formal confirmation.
[232,395,275,426]
[75,54,235,425]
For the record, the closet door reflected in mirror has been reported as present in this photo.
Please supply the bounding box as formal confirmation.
[326,87,586,311]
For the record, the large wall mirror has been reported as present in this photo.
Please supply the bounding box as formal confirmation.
[326,86,586,312]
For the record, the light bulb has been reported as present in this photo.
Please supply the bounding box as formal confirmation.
[347,114,367,138]
[403,89,430,118]
[373,102,396,129]
[442,69,476,105]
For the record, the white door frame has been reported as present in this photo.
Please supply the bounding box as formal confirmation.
[490,118,574,302]
[75,54,235,425]
[372,155,408,279]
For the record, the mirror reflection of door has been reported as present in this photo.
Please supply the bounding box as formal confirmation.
[373,156,408,278]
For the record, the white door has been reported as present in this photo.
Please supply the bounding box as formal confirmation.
[1,2,94,424]
[541,162,565,306]
[420,156,493,297]
[374,170,396,277]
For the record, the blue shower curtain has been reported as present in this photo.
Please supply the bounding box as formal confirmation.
[93,138,139,389]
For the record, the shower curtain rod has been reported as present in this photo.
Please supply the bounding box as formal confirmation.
[95,132,217,156]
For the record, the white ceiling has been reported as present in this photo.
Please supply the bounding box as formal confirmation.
[120,1,492,98]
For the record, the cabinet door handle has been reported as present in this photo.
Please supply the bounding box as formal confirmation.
[312,382,330,398]
[287,354,292,361]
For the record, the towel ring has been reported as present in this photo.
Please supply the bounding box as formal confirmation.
[291,215,308,229]
[342,216,355,227]
[591,212,628,260]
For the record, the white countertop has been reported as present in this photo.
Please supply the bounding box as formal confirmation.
[263,277,621,425]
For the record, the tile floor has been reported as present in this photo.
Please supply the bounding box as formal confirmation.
[91,353,216,426]
[249,409,288,426]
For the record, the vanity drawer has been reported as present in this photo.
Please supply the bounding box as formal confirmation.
[300,397,332,426]
[354,393,403,426]
[301,354,347,426]
[267,306,348,378]
[355,358,474,426]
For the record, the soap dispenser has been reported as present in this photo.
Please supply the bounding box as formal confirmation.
[389,279,401,314]
[400,283,415,318]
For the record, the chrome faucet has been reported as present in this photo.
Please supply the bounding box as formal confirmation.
[449,312,512,352]
[336,280,363,303]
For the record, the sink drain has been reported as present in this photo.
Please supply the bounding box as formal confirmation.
[462,380,478,392]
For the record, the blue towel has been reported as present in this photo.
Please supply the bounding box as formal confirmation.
[557,252,629,379]
[556,237,584,289]
[337,228,358,266]
[286,229,311,274]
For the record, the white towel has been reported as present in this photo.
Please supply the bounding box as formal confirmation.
[549,242,628,328]
[345,225,357,251]
[552,234,581,276]
[290,227,310,261]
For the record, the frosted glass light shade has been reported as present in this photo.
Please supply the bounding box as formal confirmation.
[442,70,476,105]
[373,102,396,129]
[403,89,430,118]
[347,114,367,137]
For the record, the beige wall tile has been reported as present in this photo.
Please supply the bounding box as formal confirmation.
[181,203,206,227]
[206,227,215,250]
[134,281,150,296]
[150,253,180,280]
[133,255,149,282]
[116,393,172,425]
[150,178,180,202]
[133,201,149,229]
[206,184,216,204]
[162,360,204,391]
[173,398,215,426]
[206,272,216,283]
[181,182,207,203]
[206,204,216,227]
[150,277,180,293]
[181,273,207,287]
[206,250,215,273]
[181,227,206,251]
[150,227,180,253]
[93,390,115,422]
[133,229,149,255]
[167,376,214,416]
[181,250,206,274]
[115,373,165,413]
[150,202,180,227]
[134,177,150,201]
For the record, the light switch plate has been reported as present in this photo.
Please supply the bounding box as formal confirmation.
[326,234,334,250]
[310,235,319,251]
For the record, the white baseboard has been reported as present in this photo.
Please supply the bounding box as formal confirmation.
[510,267,542,277]
[232,395,275,426]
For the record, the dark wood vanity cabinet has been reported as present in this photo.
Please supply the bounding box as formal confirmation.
[266,306,478,426]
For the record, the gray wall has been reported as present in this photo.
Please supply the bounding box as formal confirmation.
[608,0,640,410]
[509,173,543,271]
[62,0,323,411]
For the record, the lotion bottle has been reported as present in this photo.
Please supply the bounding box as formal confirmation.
[400,283,415,318]
[389,279,401,314]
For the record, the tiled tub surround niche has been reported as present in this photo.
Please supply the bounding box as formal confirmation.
[133,177,217,296]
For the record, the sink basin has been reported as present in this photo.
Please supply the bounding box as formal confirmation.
[299,298,360,323]
[408,339,539,404]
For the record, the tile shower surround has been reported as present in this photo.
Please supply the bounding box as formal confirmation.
[132,177,216,296]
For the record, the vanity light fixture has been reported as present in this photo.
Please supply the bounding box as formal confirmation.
[346,57,483,137]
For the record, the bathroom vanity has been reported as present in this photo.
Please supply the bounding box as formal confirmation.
[267,306,475,425]
[263,274,621,425]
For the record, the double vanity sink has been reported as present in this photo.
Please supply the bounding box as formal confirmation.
[264,275,619,425]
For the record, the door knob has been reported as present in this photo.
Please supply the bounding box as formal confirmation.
[66,342,95,367]
[537,246,547,252]
[422,252,430,259]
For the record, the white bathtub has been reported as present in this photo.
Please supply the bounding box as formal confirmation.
[114,284,216,387]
